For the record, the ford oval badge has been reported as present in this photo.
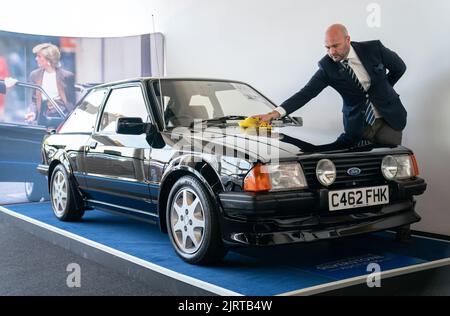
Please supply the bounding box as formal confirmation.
[347,167,361,176]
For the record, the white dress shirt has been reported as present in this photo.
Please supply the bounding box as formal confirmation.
[344,45,381,118]
[274,45,381,118]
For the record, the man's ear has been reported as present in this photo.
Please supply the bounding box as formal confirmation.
[346,36,351,45]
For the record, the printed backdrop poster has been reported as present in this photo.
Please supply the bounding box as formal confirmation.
[0,30,165,204]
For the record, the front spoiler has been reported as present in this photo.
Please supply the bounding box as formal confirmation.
[226,209,420,246]
[220,200,421,246]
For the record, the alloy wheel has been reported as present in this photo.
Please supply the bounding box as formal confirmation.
[51,170,68,217]
[170,188,206,254]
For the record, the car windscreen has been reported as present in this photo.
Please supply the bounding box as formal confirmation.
[152,80,276,128]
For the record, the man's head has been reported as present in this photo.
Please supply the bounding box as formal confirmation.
[325,24,351,62]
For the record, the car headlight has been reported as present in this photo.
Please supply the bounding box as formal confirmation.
[316,159,336,187]
[244,162,308,192]
[381,155,419,180]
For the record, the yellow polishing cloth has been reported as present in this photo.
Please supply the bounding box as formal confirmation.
[238,117,272,129]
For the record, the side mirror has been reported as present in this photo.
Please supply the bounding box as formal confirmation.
[116,117,148,135]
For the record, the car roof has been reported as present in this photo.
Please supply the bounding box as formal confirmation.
[91,77,248,89]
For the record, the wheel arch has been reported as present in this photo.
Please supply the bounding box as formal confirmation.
[157,158,224,233]
[47,150,74,189]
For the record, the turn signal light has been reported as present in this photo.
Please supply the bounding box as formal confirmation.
[411,154,419,176]
[244,164,271,192]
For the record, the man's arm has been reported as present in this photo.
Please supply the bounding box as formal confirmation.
[280,67,329,115]
[379,41,406,87]
[254,66,329,121]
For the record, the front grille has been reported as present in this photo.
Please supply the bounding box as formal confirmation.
[300,155,386,190]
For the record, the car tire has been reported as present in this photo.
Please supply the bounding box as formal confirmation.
[50,164,85,221]
[166,175,227,265]
[24,182,37,202]
[395,224,412,242]
[25,179,48,202]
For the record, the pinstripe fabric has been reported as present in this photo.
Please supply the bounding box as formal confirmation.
[341,59,376,126]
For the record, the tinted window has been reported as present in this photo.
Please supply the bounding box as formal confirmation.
[98,86,149,133]
[59,88,107,133]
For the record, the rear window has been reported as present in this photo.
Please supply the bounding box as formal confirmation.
[59,88,108,133]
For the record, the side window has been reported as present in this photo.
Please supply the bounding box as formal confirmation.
[59,88,107,133]
[98,86,149,133]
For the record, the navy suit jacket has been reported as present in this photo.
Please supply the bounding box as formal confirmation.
[281,40,407,145]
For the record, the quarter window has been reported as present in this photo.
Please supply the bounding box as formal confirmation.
[99,86,149,133]
[59,88,107,133]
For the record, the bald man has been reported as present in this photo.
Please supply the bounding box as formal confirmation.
[255,24,407,146]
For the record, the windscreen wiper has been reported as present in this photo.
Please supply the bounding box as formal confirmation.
[190,115,248,127]
[271,116,297,125]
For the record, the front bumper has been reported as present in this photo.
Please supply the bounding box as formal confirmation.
[218,177,426,246]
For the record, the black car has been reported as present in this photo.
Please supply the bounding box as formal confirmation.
[38,78,427,264]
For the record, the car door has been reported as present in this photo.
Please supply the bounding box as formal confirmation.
[83,84,157,219]
[0,82,74,203]
[0,83,67,182]
[56,87,109,191]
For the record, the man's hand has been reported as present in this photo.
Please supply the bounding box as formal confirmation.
[251,110,281,122]
[25,112,36,123]
[4,77,18,89]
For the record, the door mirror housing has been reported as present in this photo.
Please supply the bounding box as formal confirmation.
[116,117,148,135]
[116,117,165,148]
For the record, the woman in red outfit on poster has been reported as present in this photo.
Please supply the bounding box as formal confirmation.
[0,56,10,120]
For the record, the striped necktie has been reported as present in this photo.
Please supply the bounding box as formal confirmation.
[341,59,376,126]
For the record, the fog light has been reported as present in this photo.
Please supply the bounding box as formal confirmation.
[316,159,336,186]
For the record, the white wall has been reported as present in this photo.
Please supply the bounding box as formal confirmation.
[0,0,155,37]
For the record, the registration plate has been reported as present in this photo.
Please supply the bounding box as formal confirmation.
[328,185,389,211]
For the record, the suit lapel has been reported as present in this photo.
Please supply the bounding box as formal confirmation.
[327,55,349,80]
[330,53,359,89]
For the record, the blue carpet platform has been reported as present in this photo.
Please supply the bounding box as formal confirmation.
[1,202,450,296]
